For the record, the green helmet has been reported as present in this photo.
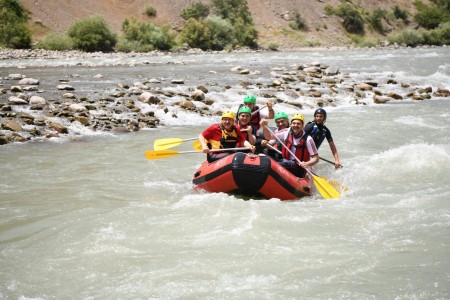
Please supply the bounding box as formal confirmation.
[274,111,289,122]
[243,94,256,104]
[238,105,252,116]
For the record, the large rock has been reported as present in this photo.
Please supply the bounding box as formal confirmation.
[69,103,87,112]
[1,119,23,131]
[191,89,205,101]
[57,84,75,90]
[49,122,68,134]
[29,95,48,106]
[138,92,161,104]
[8,96,28,105]
[18,78,40,85]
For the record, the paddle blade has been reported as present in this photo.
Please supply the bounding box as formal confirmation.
[154,138,185,150]
[145,149,179,160]
[193,140,202,150]
[325,178,349,193]
[312,174,341,199]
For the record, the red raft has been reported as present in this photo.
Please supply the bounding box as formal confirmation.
[192,152,312,200]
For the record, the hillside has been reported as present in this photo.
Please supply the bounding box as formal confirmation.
[21,0,428,49]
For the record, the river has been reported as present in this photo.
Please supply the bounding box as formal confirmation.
[1,47,449,299]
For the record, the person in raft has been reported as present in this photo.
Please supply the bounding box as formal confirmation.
[198,110,255,163]
[235,93,274,133]
[262,113,319,178]
[304,108,342,169]
[236,106,256,147]
[258,111,290,160]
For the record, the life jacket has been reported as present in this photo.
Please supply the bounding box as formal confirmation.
[237,104,261,131]
[305,121,326,148]
[281,130,310,162]
[208,124,239,149]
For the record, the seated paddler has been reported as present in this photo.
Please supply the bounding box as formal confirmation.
[198,110,255,163]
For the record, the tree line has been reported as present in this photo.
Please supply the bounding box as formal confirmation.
[1,0,449,52]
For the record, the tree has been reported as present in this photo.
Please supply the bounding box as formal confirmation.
[67,15,117,52]
[0,0,32,48]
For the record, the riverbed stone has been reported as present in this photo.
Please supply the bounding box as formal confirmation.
[69,103,87,112]
[1,119,23,131]
[8,96,28,104]
[57,84,75,90]
[18,78,40,85]
[191,89,205,101]
[49,122,68,133]
[29,95,48,106]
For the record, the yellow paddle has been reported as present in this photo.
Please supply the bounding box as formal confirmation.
[263,126,341,199]
[265,143,348,193]
[193,139,202,151]
[153,137,198,150]
[145,147,250,160]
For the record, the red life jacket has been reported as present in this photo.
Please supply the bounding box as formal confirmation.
[281,131,310,161]
[236,104,261,131]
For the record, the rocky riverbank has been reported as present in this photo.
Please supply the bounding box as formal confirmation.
[1,48,449,145]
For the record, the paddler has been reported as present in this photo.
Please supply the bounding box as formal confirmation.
[198,111,255,163]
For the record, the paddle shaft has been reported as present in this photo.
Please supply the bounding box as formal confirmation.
[321,157,343,168]
[251,105,266,118]
[263,126,340,199]
[264,126,311,173]
[267,144,330,178]
[175,147,250,154]
[158,137,197,146]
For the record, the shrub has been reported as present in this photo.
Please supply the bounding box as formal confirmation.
[211,0,258,47]
[120,17,176,51]
[422,21,450,45]
[35,32,73,50]
[289,11,308,31]
[179,15,235,50]
[0,0,32,48]
[414,1,450,29]
[388,28,424,46]
[328,2,365,34]
[368,8,387,33]
[393,5,408,23]
[143,5,156,17]
[180,2,210,20]
[343,11,365,34]
[67,15,117,52]
[265,41,279,51]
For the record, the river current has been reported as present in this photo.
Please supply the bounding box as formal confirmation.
[1,47,450,299]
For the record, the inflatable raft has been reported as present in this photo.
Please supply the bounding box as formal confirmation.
[192,152,312,200]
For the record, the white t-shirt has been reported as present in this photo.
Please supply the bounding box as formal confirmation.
[273,129,318,161]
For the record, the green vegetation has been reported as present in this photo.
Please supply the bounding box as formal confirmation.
[325,0,450,47]
[117,17,176,52]
[393,5,409,23]
[367,8,387,34]
[3,0,450,52]
[67,15,117,52]
[0,0,32,48]
[388,21,450,46]
[326,2,365,34]
[414,0,450,29]
[35,32,73,50]
[143,5,157,17]
[179,16,235,50]
[289,11,308,31]
[179,0,257,50]
[180,2,210,20]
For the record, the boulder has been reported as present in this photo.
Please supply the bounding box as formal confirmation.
[1,119,23,131]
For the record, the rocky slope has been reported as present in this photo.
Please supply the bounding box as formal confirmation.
[22,0,428,49]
